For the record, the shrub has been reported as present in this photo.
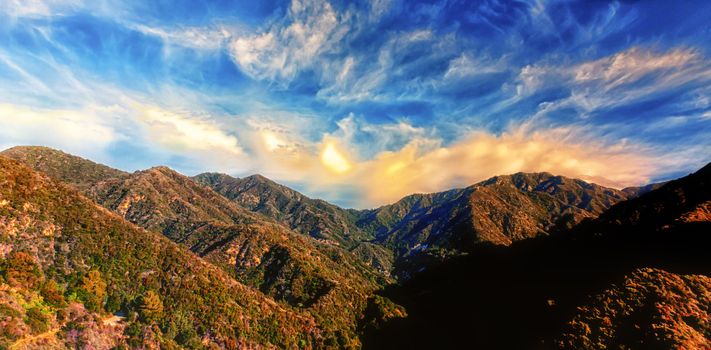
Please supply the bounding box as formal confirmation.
[25,307,49,333]
[139,291,163,323]
[4,252,43,288]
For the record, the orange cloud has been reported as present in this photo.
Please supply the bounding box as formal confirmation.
[349,126,658,207]
[249,122,663,208]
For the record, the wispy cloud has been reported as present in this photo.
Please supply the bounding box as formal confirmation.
[132,25,231,50]
[228,0,351,82]
[1,0,81,19]
[1,0,710,208]
[0,103,122,158]
[135,105,245,157]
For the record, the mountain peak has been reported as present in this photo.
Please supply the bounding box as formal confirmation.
[0,145,127,190]
[243,173,273,183]
[143,165,179,175]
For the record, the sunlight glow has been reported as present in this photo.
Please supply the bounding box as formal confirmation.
[320,142,352,174]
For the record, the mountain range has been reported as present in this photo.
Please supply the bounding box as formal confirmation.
[0,145,708,349]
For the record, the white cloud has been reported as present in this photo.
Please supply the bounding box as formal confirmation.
[317,30,458,103]
[134,105,245,157]
[0,103,122,158]
[133,25,231,50]
[228,0,351,82]
[574,47,701,88]
[443,53,503,80]
[513,46,711,113]
[342,124,665,207]
[0,0,81,18]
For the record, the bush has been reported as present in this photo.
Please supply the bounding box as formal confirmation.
[25,307,49,334]
[40,280,66,308]
[4,252,43,288]
[139,291,163,323]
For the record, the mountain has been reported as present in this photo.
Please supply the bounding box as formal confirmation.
[556,267,710,349]
[195,171,633,279]
[79,166,388,346]
[585,162,710,231]
[193,172,395,275]
[361,163,711,349]
[0,155,323,348]
[0,146,127,191]
[621,181,668,198]
[2,147,393,346]
[356,172,632,278]
[193,173,370,246]
[363,172,629,248]
[88,166,261,243]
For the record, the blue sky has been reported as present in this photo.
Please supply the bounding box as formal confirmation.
[1,0,710,208]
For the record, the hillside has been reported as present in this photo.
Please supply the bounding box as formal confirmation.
[84,166,389,346]
[2,145,709,349]
[195,171,633,279]
[584,162,711,231]
[356,172,631,278]
[361,163,711,349]
[193,173,370,247]
[0,146,127,191]
[88,166,259,242]
[193,172,394,275]
[0,155,323,348]
[556,268,710,349]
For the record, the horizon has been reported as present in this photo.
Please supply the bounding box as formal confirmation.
[1,1,711,207]
[2,144,702,210]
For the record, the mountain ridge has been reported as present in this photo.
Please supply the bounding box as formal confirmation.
[362,161,711,349]
[1,145,709,349]
[0,146,127,191]
[3,146,645,280]
[0,155,325,348]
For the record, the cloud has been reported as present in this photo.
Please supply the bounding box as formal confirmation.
[443,53,504,80]
[135,105,244,157]
[228,0,350,82]
[226,115,665,208]
[573,47,702,88]
[0,96,251,174]
[0,103,122,158]
[344,124,665,207]
[515,46,710,103]
[0,0,81,18]
[316,29,459,103]
[133,25,231,50]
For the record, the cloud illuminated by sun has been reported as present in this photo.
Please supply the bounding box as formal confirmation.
[320,140,352,174]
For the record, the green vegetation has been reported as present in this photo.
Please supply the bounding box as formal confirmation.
[5,146,707,349]
[0,156,322,348]
[0,146,127,191]
[139,291,163,323]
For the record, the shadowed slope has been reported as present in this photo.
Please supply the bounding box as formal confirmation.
[362,163,711,349]
[357,172,631,278]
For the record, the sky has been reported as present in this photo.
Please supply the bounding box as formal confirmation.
[0,0,710,208]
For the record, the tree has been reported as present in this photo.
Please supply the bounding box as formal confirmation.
[4,251,43,288]
[40,280,66,307]
[139,291,163,322]
[25,307,49,333]
[80,270,106,312]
